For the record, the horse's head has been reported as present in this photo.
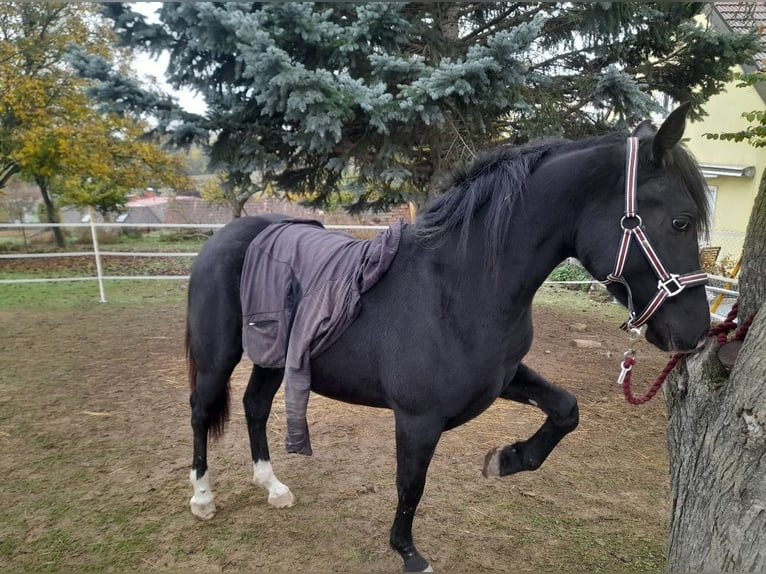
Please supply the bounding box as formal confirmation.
[579,103,711,352]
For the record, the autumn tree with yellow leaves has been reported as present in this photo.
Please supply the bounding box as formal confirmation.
[0,3,189,246]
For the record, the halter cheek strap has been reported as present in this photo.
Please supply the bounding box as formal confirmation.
[601,137,708,331]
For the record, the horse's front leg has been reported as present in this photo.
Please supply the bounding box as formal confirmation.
[243,365,295,508]
[483,363,579,477]
[390,412,442,572]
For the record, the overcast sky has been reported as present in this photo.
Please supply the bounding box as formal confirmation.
[129,2,207,115]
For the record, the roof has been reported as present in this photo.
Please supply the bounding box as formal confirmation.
[711,2,766,69]
[162,196,232,225]
[54,196,412,227]
[126,196,168,208]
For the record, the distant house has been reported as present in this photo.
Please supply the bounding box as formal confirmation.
[162,196,233,225]
[59,193,412,229]
[59,194,228,226]
[59,194,166,225]
[161,195,412,227]
[684,2,766,264]
[119,195,168,224]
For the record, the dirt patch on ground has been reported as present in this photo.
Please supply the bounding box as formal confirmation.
[0,289,674,571]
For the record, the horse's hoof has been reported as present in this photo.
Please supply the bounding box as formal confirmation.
[402,555,431,572]
[482,446,501,477]
[190,496,216,520]
[190,469,216,519]
[268,487,295,509]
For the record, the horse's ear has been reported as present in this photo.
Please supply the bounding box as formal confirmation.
[631,120,655,139]
[653,101,692,162]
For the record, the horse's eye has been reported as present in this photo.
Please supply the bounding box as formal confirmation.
[672,217,691,232]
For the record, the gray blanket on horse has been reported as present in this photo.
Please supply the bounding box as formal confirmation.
[241,218,403,455]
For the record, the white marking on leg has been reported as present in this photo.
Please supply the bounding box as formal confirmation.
[189,469,216,520]
[422,564,433,572]
[253,460,294,508]
[528,398,538,407]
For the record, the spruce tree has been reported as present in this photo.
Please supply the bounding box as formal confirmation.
[80,2,756,210]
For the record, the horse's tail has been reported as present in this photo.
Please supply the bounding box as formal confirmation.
[186,317,230,440]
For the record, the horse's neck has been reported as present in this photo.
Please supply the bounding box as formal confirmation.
[495,145,615,294]
[417,174,589,316]
[410,219,562,318]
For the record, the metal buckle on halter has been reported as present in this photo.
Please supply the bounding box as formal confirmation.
[616,328,641,384]
[620,214,643,230]
[617,356,633,385]
[658,274,684,297]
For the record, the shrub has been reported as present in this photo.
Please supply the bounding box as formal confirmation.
[547,261,594,291]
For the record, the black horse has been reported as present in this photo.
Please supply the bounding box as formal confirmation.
[185,104,710,572]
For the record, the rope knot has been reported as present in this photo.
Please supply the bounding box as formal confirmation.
[618,300,756,405]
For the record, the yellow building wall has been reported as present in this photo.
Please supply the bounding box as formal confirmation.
[684,68,765,260]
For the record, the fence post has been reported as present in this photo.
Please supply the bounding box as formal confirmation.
[88,207,107,303]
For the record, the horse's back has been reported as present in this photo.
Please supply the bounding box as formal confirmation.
[191,214,287,281]
[187,214,289,361]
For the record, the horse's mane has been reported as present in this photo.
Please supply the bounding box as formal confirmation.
[414,134,621,261]
[414,131,711,263]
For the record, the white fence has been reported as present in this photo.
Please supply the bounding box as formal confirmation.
[706,273,740,322]
[0,221,387,302]
[0,222,738,317]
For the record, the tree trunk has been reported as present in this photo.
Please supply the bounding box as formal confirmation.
[0,161,20,190]
[665,171,766,571]
[738,173,766,321]
[231,195,246,218]
[437,3,460,43]
[37,177,65,248]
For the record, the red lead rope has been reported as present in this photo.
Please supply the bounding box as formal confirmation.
[620,302,756,405]
[621,353,679,405]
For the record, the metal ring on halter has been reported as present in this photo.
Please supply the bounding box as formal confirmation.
[620,214,643,230]
[657,274,684,297]
[626,326,642,352]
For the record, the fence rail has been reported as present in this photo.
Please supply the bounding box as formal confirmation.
[0,222,386,230]
[0,251,199,259]
[1,222,739,317]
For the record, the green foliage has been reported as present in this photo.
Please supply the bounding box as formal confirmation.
[0,2,190,238]
[704,71,766,148]
[200,171,269,218]
[179,145,210,176]
[548,262,594,291]
[84,2,757,209]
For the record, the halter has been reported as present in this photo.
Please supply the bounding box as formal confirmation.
[601,137,708,332]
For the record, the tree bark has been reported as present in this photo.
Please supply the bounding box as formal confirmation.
[0,161,20,190]
[437,3,461,43]
[738,171,766,322]
[665,311,766,570]
[37,176,65,248]
[665,171,766,571]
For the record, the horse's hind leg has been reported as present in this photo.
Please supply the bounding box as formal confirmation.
[483,363,579,477]
[189,362,238,520]
[243,364,295,508]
